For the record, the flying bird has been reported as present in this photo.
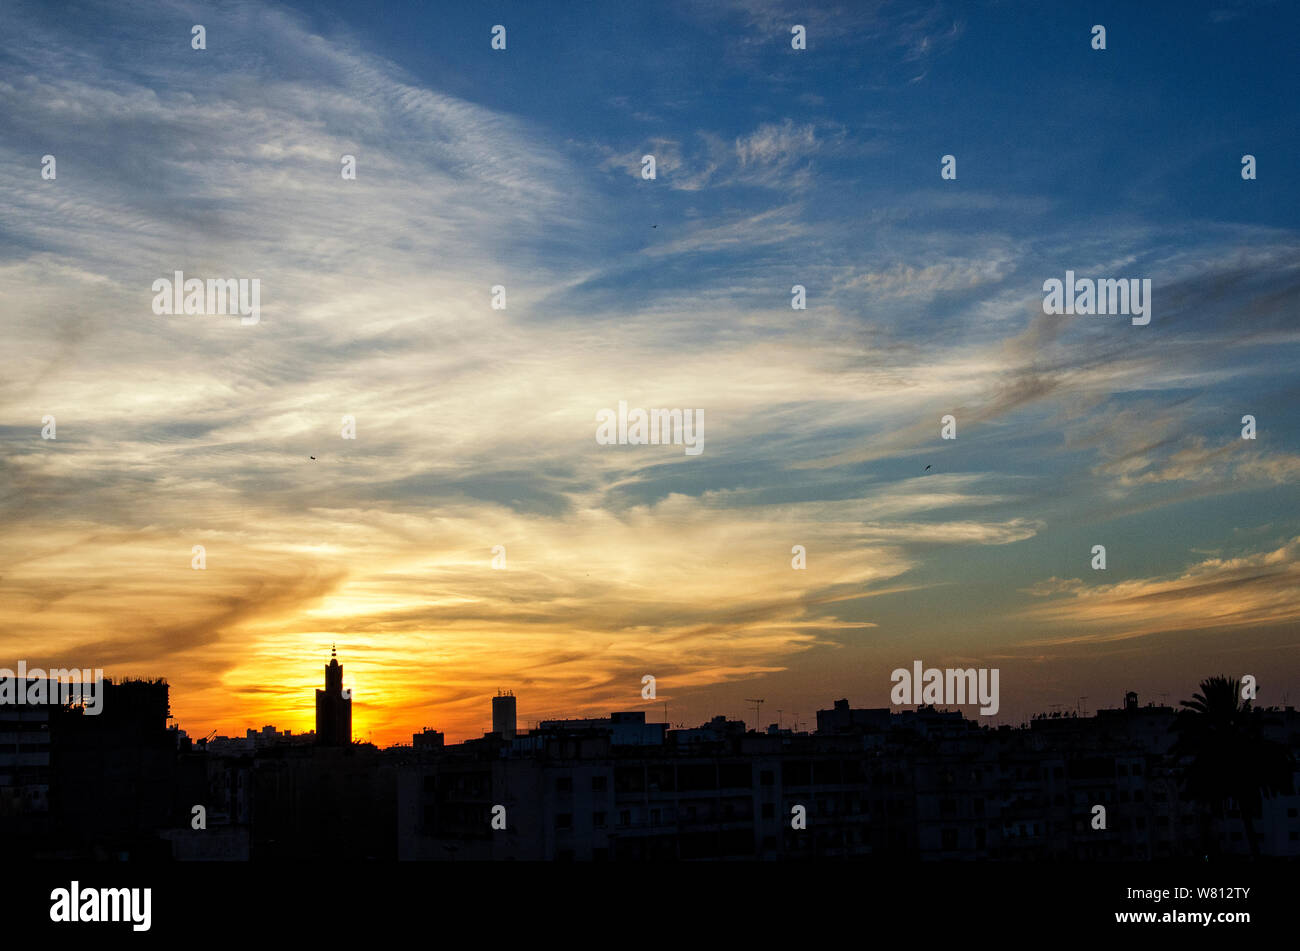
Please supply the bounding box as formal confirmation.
[310,456,316,460]
[924,464,931,471]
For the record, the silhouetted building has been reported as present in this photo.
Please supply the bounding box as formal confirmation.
[535,711,666,747]
[413,727,445,750]
[393,693,1300,861]
[206,725,314,754]
[249,743,395,860]
[9,670,1299,862]
[40,677,201,860]
[0,695,51,847]
[673,715,747,746]
[493,690,517,740]
[818,698,890,734]
[315,647,351,747]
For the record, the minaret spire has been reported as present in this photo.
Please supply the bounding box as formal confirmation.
[316,645,351,746]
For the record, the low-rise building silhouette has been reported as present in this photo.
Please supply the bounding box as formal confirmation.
[7,665,1298,862]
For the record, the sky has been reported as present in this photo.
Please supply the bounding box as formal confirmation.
[0,0,1297,746]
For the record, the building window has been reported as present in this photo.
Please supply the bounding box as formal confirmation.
[620,809,631,827]
[593,811,606,829]
[556,813,572,829]
[760,770,774,786]
[556,776,572,792]
[592,775,607,791]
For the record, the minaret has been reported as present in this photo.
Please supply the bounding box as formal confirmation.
[315,645,352,746]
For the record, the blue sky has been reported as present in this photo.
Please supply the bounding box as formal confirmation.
[0,0,1297,741]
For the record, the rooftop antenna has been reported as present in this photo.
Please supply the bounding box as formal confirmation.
[776,708,784,730]
[1077,696,1088,716]
[745,698,764,727]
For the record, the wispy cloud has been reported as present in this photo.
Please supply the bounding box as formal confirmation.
[1,0,1296,742]
[1018,538,1300,647]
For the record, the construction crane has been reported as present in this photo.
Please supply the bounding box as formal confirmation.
[745,698,764,727]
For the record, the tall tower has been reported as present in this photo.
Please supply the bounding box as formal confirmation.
[492,690,516,740]
[315,645,352,746]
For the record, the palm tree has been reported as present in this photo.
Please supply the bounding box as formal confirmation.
[1171,676,1294,858]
